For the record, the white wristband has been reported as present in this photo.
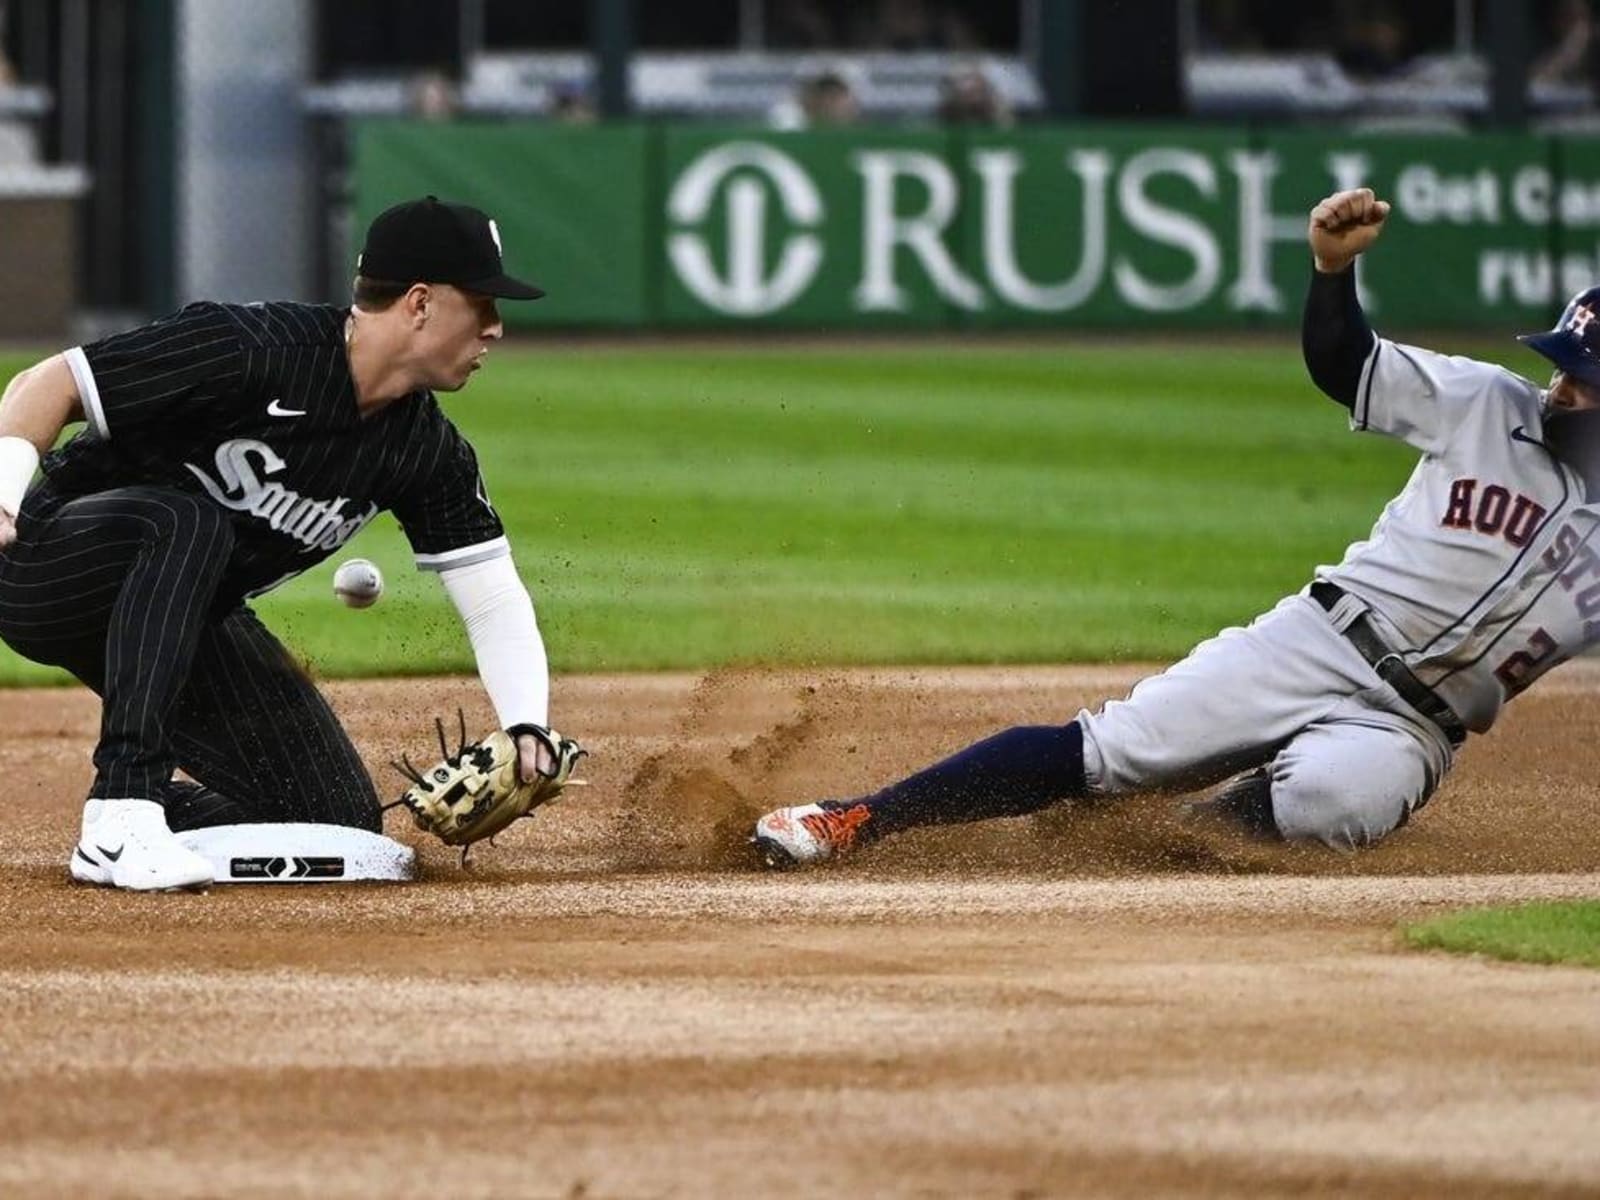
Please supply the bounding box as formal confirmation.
[0,435,39,516]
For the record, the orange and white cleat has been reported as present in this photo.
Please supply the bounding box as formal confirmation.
[751,801,873,869]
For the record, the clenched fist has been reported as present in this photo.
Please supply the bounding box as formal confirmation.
[1309,187,1391,274]
[0,507,15,550]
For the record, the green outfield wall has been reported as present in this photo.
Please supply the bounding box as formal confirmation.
[353,121,1600,330]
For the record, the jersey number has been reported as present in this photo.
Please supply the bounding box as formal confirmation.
[1493,628,1559,700]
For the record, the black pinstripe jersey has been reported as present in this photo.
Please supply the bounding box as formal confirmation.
[42,301,506,603]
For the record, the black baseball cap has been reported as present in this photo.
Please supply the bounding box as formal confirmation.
[1519,285,1600,387]
[358,196,544,300]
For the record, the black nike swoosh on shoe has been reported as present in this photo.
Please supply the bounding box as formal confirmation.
[74,846,100,866]
[96,843,124,862]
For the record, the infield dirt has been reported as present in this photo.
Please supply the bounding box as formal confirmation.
[3,665,1599,1198]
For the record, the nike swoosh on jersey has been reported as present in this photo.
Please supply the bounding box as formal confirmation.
[1511,425,1549,448]
[267,399,308,418]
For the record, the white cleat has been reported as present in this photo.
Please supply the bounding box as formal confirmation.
[69,799,215,892]
[751,802,873,869]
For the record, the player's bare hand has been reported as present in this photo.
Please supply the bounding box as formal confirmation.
[0,506,16,550]
[1309,187,1391,274]
[516,731,556,784]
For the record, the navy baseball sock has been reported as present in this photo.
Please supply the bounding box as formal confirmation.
[850,721,1087,838]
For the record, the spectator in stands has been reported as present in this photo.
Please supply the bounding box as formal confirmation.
[549,81,597,126]
[936,64,1011,126]
[0,0,15,87]
[1334,2,1413,80]
[770,67,860,129]
[0,0,36,164]
[408,70,459,121]
[1532,0,1598,90]
[802,69,860,125]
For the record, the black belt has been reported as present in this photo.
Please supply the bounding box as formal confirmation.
[1310,581,1467,746]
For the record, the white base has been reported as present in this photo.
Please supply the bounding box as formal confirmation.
[175,823,416,883]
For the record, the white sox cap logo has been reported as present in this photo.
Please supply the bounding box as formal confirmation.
[184,439,376,551]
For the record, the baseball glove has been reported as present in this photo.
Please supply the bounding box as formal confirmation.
[386,712,587,851]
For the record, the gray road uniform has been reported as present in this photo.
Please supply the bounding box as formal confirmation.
[1083,337,1585,848]
[792,269,1600,860]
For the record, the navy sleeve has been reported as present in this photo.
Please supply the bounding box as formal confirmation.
[1302,265,1375,411]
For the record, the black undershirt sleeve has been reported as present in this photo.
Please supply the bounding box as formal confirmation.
[1301,264,1375,411]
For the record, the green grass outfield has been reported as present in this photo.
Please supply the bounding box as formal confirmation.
[1404,901,1600,968]
[0,337,1542,684]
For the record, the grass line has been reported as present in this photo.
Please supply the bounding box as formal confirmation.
[1403,901,1600,968]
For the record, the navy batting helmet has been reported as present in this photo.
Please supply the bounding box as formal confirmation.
[1519,286,1600,388]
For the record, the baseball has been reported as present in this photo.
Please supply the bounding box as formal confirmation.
[333,558,384,608]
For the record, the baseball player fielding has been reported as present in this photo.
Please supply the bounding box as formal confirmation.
[0,197,568,890]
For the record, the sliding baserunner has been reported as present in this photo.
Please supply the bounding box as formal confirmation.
[754,187,1600,865]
